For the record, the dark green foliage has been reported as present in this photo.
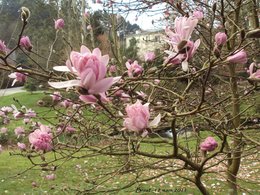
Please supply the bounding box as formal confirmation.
[24,77,39,93]
[125,37,139,60]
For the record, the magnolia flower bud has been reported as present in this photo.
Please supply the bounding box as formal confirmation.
[19,36,32,51]
[21,7,30,22]
[54,18,64,30]
[215,32,227,46]
[227,49,248,64]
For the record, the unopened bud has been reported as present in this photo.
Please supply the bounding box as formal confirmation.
[212,3,217,13]
[21,7,30,22]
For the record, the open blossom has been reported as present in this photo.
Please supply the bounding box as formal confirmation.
[227,49,247,64]
[125,60,143,77]
[123,100,161,136]
[48,45,120,103]
[215,32,227,46]
[87,25,92,30]
[25,109,36,118]
[1,106,13,113]
[165,16,200,71]
[54,18,64,30]
[8,69,27,86]
[50,91,62,102]
[65,125,76,134]
[19,36,32,51]
[17,142,26,151]
[193,11,203,20]
[109,65,117,73]
[144,51,156,62]
[45,173,56,180]
[29,125,53,152]
[0,127,7,134]
[0,40,7,55]
[60,99,72,108]
[200,137,218,152]
[248,62,260,80]
[14,127,25,138]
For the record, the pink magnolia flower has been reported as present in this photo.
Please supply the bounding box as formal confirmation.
[126,60,143,77]
[1,106,13,113]
[0,111,5,117]
[215,32,227,46]
[17,142,26,150]
[154,79,160,85]
[25,109,36,118]
[193,11,204,20]
[200,137,218,152]
[28,125,53,152]
[165,16,198,44]
[120,92,130,103]
[65,126,76,134]
[23,118,31,124]
[164,10,170,19]
[227,49,247,64]
[0,127,7,134]
[248,62,260,80]
[109,65,117,73]
[45,173,56,180]
[8,68,27,86]
[19,36,32,51]
[136,91,147,99]
[87,25,92,30]
[144,51,156,62]
[60,99,72,108]
[84,11,90,18]
[54,18,64,30]
[48,45,120,97]
[123,100,161,135]
[165,39,200,71]
[13,111,24,119]
[14,127,25,138]
[0,40,7,55]
[50,91,62,102]
[165,16,200,71]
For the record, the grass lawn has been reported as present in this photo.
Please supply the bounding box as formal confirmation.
[0,91,259,194]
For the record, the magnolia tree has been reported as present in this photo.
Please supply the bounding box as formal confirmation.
[0,1,260,194]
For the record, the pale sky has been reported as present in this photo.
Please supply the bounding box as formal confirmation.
[86,0,165,30]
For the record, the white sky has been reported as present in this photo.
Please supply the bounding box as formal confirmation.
[87,0,165,30]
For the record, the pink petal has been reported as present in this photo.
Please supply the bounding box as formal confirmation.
[48,80,81,89]
[88,77,114,94]
[112,76,121,84]
[53,66,71,72]
[92,48,102,58]
[80,45,91,54]
[149,114,161,128]
[101,55,109,66]
[79,95,97,104]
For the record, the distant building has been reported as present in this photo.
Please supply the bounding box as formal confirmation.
[125,30,166,60]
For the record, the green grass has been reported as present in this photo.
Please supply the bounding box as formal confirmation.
[0,92,259,194]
